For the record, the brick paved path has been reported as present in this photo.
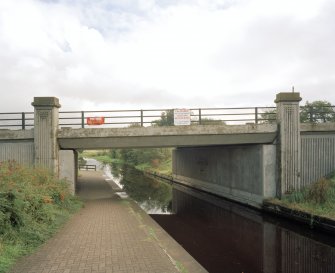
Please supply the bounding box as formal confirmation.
[10,171,207,273]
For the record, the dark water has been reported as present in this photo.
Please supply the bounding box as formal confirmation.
[109,163,172,213]
[110,164,335,273]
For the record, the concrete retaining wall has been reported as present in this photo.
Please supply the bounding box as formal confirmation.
[0,141,34,166]
[59,150,76,194]
[172,145,276,207]
[301,132,335,186]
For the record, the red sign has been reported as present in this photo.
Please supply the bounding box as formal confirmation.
[87,117,105,125]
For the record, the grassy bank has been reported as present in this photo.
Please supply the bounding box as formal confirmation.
[269,176,335,220]
[0,161,82,273]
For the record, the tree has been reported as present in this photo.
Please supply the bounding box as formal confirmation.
[300,101,335,123]
[260,109,277,124]
[260,100,335,124]
[199,118,225,125]
[152,110,174,126]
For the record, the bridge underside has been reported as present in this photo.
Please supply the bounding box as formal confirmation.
[57,124,278,149]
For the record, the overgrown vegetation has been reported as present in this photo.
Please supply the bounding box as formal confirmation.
[84,148,172,175]
[261,100,335,124]
[0,161,82,273]
[272,176,335,220]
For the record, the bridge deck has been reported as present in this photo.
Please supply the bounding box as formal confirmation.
[57,124,278,149]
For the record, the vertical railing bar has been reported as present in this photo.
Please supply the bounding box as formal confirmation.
[140,110,143,127]
[255,107,258,124]
[22,112,25,130]
[81,111,85,128]
[199,108,202,125]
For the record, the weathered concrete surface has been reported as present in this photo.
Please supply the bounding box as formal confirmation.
[301,133,335,187]
[58,124,278,149]
[172,145,276,208]
[0,141,34,166]
[9,171,207,273]
[32,97,61,173]
[276,92,301,195]
[59,150,76,194]
[0,129,34,140]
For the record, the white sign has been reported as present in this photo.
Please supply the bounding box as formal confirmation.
[174,109,191,125]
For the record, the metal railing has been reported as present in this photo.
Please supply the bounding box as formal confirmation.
[0,112,34,130]
[79,164,97,171]
[1,105,334,130]
[58,107,277,128]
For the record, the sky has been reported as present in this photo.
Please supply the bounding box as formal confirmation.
[0,0,334,112]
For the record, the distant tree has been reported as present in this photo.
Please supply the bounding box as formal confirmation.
[199,118,225,125]
[260,109,277,124]
[260,100,335,124]
[300,101,335,123]
[152,110,174,126]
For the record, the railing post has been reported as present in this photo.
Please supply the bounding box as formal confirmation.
[140,110,143,127]
[21,112,25,130]
[81,111,85,128]
[255,107,258,124]
[199,108,202,125]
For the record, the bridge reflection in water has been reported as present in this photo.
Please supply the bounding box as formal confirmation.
[108,164,335,273]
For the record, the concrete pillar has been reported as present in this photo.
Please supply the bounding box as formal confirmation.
[275,92,302,196]
[32,97,61,174]
[59,150,76,194]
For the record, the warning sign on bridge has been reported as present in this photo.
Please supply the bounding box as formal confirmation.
[87,117,105,125]
[174,109,191,126]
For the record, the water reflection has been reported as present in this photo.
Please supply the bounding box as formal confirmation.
[105,164,335,273]
[109,163,172,214]
[153,184,335,273]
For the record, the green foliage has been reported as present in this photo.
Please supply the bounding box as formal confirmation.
[199,118,225,125]
[118,148,170,167]
[152,110,174,126]
[260,109,277,124]
[119,166,172,212]
[0,161,82,273]
[300,100,335,123]
[78,154,86,166]
[260,100,335,124]
[281,176,335,219]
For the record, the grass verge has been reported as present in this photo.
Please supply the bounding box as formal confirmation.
[269,176,335,220]
[0,161,82,273]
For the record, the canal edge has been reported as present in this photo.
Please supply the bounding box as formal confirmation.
[144,170,335,235]
[123,197,208,273]
[262,201,335,235]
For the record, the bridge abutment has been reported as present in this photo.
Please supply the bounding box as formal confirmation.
[172,144,277,208]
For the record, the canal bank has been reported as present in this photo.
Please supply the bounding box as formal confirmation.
[145,169,335,235]
[9,171,206,273]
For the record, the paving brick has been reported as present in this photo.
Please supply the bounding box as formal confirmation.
[9,171,183,273]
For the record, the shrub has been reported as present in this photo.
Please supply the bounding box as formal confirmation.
[0,161,82,273]
[306,177,332,204]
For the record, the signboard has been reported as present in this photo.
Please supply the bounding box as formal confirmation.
[87,117,105,125]
[174,109,191,125]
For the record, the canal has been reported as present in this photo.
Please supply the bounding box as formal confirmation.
[103,162,335,273]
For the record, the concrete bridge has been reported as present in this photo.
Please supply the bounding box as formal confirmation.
[1,93,335,207]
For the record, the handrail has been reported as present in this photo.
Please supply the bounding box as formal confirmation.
[79,164,97,171]
[1,105,334,130]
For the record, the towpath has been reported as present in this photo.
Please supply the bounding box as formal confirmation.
[10,171,206,273]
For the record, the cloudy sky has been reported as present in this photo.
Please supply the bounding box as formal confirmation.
[0,0,334,112]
